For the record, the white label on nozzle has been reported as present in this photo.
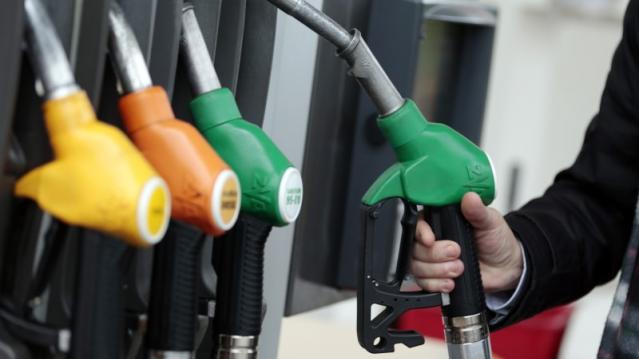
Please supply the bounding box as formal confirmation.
[137,177,171,245]
[278,168,303,224]
[211,169,241,231]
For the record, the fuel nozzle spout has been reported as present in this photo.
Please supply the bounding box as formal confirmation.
[107,2,153,94]
[24,0,79,100]
[266,0,403,115]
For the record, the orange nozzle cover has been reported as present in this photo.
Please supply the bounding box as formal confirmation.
[119,86,240,236]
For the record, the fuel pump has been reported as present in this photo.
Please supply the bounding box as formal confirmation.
[2,0,171,357]
[180,5,303,358]
[265,1,496,358]
[106,3,242,357]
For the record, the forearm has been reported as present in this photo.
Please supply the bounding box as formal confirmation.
[489,182,634,330]
[487,0,639,329]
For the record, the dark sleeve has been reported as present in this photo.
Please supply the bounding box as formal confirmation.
[491,0,639,330]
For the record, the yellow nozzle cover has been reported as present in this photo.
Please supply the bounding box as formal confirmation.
[15,91,171,247]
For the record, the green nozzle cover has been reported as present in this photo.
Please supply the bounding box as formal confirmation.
[190,88,303,226]
[363,100,495,207]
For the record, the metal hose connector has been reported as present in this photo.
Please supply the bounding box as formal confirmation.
[24,0,79,100]
[180,4,222,96]
[266,0,404,115]
[107,2,153,94]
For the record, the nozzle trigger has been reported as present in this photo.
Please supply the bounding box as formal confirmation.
[357,200,443,353]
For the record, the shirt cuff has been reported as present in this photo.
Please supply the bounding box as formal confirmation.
[485,242,527,315]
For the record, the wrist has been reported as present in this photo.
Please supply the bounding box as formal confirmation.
[483,235,524,293]
[501,240,524,291]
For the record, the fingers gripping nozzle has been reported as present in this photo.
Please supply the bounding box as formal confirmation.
[17,0,171,246]
[108,3,241,235]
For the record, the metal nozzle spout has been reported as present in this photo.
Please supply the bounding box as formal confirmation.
[24,0,79,100]
[180,4,222,96]
[107,2,153,94]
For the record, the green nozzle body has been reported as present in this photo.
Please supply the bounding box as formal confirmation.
[190,88,303,226]
[363,100,495,206]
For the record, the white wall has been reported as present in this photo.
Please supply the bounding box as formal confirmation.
[481,0,626,212]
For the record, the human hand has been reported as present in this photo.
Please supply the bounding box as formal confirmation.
[411,192,523,294]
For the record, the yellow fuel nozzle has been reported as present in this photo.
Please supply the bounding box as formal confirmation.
[16,0,171,247]
[15,91,171,247]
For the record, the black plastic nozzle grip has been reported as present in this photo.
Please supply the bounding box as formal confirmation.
[427,205,486,317]
[70,230,127,359]
[146,221,203,351]
[212,214,272,337]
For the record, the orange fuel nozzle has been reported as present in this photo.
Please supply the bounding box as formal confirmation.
[108,2,240,235]
[118,87,240,235]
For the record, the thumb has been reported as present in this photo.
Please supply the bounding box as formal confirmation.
[461,192,499,231]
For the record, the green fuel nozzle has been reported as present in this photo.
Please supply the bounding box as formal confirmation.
[181,5,303,227]
[180,5,304,359]
[266,1,495,358]
[363,100,495,206]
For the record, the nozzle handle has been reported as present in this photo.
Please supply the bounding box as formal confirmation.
[70,230,127,359]
[212,214,271,340]
[426,205,486,317]
[146,221,203,352]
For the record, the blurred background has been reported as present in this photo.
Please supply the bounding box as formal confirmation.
[279,0,628,358]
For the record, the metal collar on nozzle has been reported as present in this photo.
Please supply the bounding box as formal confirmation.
[24,0,79,100]
[107,2,153,94]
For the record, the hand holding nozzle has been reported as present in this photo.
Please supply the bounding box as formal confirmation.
[16,0,171,246]
[181,6,303,358]
[108,2,241,236]
[265,1,496,357]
